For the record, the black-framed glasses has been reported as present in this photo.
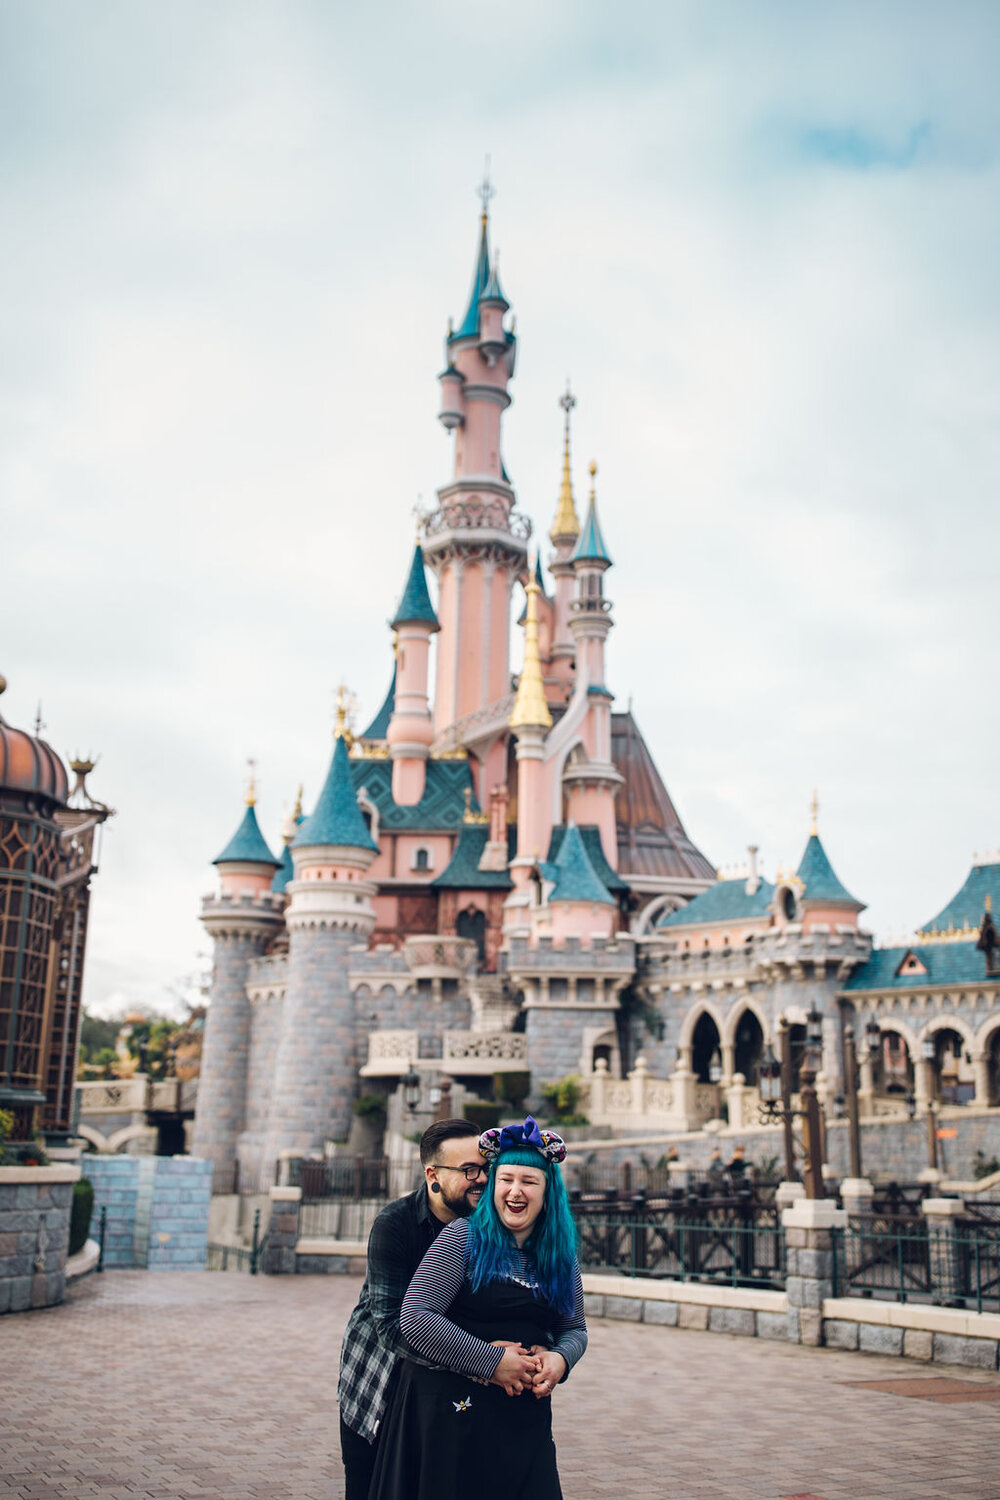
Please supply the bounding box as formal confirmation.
[431,1163,488,1182]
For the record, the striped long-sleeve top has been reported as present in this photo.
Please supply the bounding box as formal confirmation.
[399,1218,588,1384]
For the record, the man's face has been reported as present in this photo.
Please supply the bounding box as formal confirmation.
[427,1134,488,1218]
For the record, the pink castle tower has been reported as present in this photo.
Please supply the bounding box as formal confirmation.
[425,176,530,803]
[546,385,581,707]
[386,543,439,806]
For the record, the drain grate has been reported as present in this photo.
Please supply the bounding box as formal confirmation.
[843,1376,1000,1403]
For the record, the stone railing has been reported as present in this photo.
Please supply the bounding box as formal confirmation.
[432,694,517,754]
[441,1032,528,1074]
[403,935,478,979]
[574,1061,757,1132]
[76,1079,147,1114]
[360,1031,418,1077]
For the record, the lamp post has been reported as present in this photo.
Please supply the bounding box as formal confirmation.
[402,1067,421,1113]
[757,1016,827,1196]
[779,1018,796,1181]
[843,1024,862,1180]
[921,1038,938,1172]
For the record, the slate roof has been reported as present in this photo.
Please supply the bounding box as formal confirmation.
[451,215,492,341]
[919,862,1000,937]
[571,493,612,565]
[611,712,716,884]
[658,877,776,928]
[294,735,378,852]
[547,825,629,895]
[796,833,864,908]
[431,823,513,890]
[213,805,280,868]
[845,942,994,992]
[349,755,477,832]
[391,546,439,631]
[481,256,509,309]
[549,823,615,906]
[359,664,396,742]
[271,842,295,894]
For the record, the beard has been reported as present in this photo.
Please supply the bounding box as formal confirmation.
[439,1181,483,1218]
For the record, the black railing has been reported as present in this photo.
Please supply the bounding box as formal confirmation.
[572,1196,785,1289]
[833,1219,1000,1313]
[206,1208,265,1274]
[292,1156,400,1201]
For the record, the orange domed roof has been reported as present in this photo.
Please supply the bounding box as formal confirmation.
[0,678,69,806]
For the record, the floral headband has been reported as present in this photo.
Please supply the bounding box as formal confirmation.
[478,1113,567,1165]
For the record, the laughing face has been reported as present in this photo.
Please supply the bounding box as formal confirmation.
[494,1161,546,1244]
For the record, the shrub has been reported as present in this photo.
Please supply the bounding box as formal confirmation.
[540,1075,590,1127]
[463,1100,502,1131]
[69,1178,95,1256]
[492,1071,531,1107]
[353,1093,387,1120]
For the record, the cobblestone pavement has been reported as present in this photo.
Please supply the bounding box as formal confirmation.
[4,1271,999,1500]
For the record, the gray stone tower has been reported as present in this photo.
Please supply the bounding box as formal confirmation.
[261,731,378,1175]
[192,797,283,1192]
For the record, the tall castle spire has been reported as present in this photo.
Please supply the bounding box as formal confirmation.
[424,174,530,801]
[548,384,581,701]
[550,383,580,543]
[511,558,552,731]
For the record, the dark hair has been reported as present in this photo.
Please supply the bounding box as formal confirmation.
[419,1118,481,1166]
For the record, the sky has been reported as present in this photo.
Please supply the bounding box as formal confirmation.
[2,2,998,1019]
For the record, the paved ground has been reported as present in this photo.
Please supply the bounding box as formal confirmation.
[3,1271,999,1500]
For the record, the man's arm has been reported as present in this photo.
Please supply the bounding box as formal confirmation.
[366,1200,424,1357]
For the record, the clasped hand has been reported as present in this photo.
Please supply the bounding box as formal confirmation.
[489,1341,567,1399]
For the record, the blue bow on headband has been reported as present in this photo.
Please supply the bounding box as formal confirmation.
[498,1114,545,1152]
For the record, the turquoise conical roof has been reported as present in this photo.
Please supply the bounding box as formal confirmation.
[571,493,612,566]
[451,214,492,341]
[360,662,396,740]
[271,841,295,893]
[481,254,509,309]
[919,860,1000,937]
[391,546,439,630]
[549,823,614,906]
[213,804,280,868]
[293,735,378,852]
[795,833,863,908]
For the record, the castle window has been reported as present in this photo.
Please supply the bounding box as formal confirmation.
[412,846,432,873]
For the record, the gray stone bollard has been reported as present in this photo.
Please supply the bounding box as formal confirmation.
[781,1198,847,1346]
[262,1186,301,1275]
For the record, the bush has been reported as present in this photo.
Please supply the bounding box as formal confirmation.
[463,1100,502,1131]
[540,1075,590,1127]
[69,1178,95,1256]
[353,1093,387,1120]
[492,1071,531,1107]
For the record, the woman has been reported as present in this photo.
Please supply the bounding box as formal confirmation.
[368,1116,587,1500]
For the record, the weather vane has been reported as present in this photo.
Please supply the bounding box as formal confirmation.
[559,381,576,418]
[477,154,495,217]
[246,757,258,807]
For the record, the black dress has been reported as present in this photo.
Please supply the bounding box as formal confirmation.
[368,1222,586,1500]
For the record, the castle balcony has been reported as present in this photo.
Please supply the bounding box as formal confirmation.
[432,693,516,754]
[403,934,478,980]
[645,926,872,986]
[359,1028,528,1078]
[440,1030,528,1075]
[360,1030,418,1077]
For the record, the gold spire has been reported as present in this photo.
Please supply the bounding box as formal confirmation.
[549,383,580,542]
[334,683,357,748]
[293,783,303,820]
[245,758,257,807]
[810,788,819,837]
[511,555,553,730]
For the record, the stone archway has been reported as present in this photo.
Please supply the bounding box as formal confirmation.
[691,1011,722,1084]
[733,1008,765,1083]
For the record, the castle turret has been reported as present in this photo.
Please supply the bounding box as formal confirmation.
[262,730,379,1168]
[423,181,529,800]
[193,777,283,1191]
[564,463,622,865]
[547,384,581,702]
[506,561,553,928]
[386,543,439,805]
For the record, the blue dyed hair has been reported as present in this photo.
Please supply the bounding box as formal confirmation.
[465,1145,578,1316]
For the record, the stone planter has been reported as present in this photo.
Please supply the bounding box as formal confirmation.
[0,1163,80,1314]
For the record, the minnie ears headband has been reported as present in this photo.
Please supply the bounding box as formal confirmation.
[478,1113,567,1165]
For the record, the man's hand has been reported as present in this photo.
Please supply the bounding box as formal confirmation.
[489,1344,540,1397]
[527,1347,567,1399]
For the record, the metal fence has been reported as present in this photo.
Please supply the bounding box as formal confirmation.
[572,1207,786,1289]
[206,1208,266,1274]
[833,1218,1000,1313]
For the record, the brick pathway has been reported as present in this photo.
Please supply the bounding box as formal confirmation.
[3,1271,998,1500]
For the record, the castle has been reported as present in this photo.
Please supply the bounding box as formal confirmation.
[192,194,1000,1193]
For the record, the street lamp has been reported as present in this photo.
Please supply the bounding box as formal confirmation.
[708,1049,723,1085]
[402,1068,421,1112]
[757,1022,825,1198]
[758,1045,783,1107]
[806,1003,824,1051]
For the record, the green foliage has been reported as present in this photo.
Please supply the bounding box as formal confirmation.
[492,1071,531,1106]
[754,1154,782,1182]
[78,1011,122,1064]
[353,1093,387,1120]
[973,1150,1000,1180]
[463,1100,502,1131]
[69,1178,95,1256]
[0,1109,14,1146]
[540,1075,590,1128]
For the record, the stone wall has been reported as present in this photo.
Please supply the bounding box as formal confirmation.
[0,1164,78,1315]
[85,1155,212,1269]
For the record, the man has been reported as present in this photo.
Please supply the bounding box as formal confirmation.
[338,1117,539,1500]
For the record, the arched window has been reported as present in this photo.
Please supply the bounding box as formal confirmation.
[412,846,432,873]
